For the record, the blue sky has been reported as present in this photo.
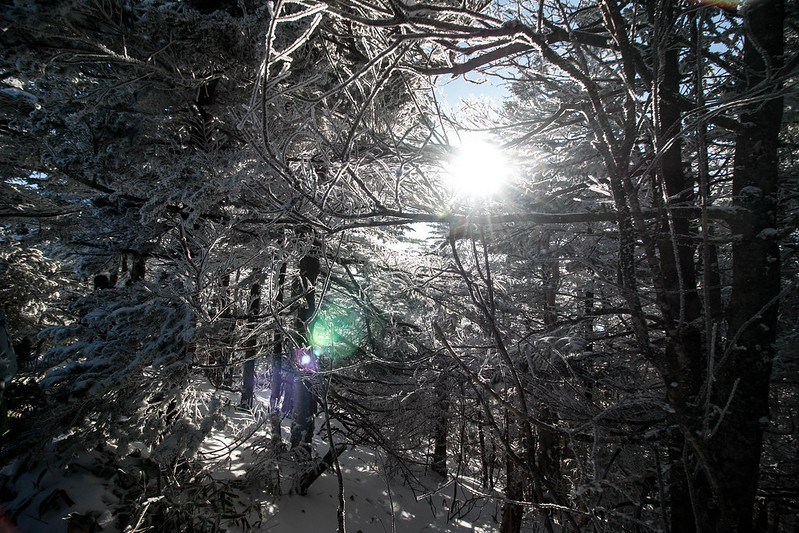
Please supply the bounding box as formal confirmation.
[436,73,510,107]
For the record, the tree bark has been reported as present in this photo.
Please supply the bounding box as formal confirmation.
[649,5,705,529]
[296,443,348,495]
[130,253,146,284]
[714,2,784,531]
[499,410,524,533]
[431,370,449,477]
[240,280,261,409]
[270,262,287,449]
[290,245,321,451]
[500,457,525,533]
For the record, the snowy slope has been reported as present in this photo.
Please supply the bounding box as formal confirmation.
[261,445,501,533]
[1,389,504,533]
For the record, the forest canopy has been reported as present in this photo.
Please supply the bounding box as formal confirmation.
[1,0,797,531]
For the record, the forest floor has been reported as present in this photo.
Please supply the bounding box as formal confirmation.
[1,386,504,532]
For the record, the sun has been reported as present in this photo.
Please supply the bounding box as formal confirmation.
[443,132,511,198]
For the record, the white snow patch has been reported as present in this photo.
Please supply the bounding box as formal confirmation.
[2,386,503,533]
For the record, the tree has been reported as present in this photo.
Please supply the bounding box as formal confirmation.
[290,241,322,451]
[240,276,262,409]
[717,1,785,530]
[315,0,797,529]
[1,0,796,530]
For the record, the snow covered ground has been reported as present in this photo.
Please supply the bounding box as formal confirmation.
[1,388,504,532]
[261,445,501,533]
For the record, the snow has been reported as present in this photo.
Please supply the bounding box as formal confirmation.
[1,387,503,532]
[2,451,119,533]
[261,446,500,533]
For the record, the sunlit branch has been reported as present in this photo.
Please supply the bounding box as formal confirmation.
[0,208,82,218]
[414,42,531,76]
[326,205,751,233]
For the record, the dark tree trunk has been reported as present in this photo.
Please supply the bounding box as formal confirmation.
[714,2,784,531]
[130,253,145,284]
[296,443,347,495]
[649,6,705,530]
[536,404,562,500]
[291,381,315,451]
[240,280,261,409]
[270,262,287,449]
[208,272,234,389]
[221,273,235,388]
[499,410,524,533]
[290,247,321,451]
[500,457,524,533]
[542,259,559,330]
[539,257,565,507]
[431,371,449,477]
[478,412,491,489]
[583,288,594,353]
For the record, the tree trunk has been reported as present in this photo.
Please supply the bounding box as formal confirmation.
[130,253,146,284]
[431,370,449,477]
[714,2,784,531]
[649,6,706,529]
[290,248,321,451]
[583,288,594,353]
[221,272,235,388]
[296,443,347,495]
[500,458,524,533]
[536,404,562,501]
[499,410,524,533]
[240,280,261,409]
[270,262,287,449]
[291,371,316,450]
[542,259,559,330]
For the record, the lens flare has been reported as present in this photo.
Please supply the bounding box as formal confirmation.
[293,347,318,371]
[310,320,337,348]
[690,0,742,10]
[310,300,373,361]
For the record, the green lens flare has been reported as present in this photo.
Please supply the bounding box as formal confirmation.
[310,303,370,360]
[310,320,337,347]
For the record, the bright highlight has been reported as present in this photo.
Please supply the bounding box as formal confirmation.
[310,301,370,361]
[444,133,511,198]
[310,320,337,348]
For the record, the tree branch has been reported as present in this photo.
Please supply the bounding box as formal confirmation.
[328,205,750,233]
